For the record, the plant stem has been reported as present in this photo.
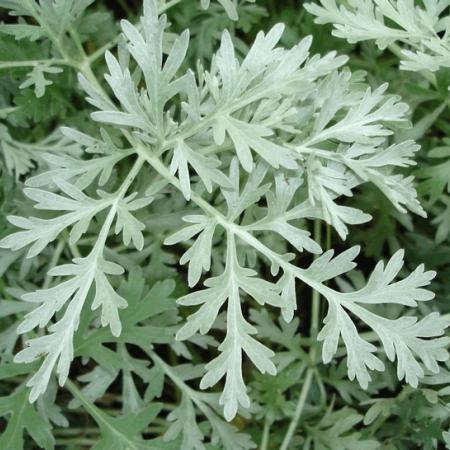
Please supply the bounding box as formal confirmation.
[69,241,82,259]
[260,416,271,450]
[43,238,65,289]
[65,379,104,426]
[280,220,322,450]
[159,0,183,13]
[56,437,96,445]
[0,59,70,69]
[280,369,314,450]
[310,221,321,337]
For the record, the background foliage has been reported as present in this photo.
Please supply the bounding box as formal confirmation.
[0,0,449,449]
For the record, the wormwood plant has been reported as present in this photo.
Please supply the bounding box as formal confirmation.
[0,0,449,448]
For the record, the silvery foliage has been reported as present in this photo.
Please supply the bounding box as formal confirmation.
[305,0,450,72]
[0,125,82,180]
[1,0,449,424]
